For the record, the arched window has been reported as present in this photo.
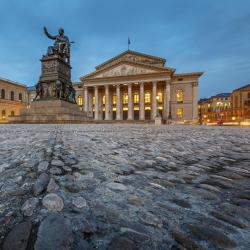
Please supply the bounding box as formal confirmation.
[2,110,6,120]
[1,89,5,99]
[145,92,151,103]
[11,111,15,116]
[11,91,14,101]
[19,93,23,101]
[77,95,83,106]
[176,89,183,103]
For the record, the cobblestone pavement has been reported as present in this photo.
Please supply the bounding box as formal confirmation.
[0,124,250,250]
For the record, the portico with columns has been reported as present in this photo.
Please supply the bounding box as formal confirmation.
[74,50,203,122]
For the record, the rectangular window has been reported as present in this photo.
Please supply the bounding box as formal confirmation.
[77,95,83,106]
[176,108,183,119]
[11,91,14,101]
[92,96,95,105]
[103,95,105,105]
[176,89,183,103]
[145,92,151,103]
[113,95,117,105]
[157,92,163,103]
[134,93,139,103]
[123,93,128,104]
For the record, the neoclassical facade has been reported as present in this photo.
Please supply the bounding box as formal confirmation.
[74,50,203,122]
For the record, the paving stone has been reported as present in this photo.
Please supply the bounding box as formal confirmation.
[3,221,32,250]
[33,173,49,196]
[172,229,203,250]
[107,182,127,191]
[187,224,237,249]
[34,214,73,250]
[46,178,60,193]
[72,196,87,208]
[21,197,39,216]
[107,236,136,250]
[51,159,64,167]
[211,211,247,229]
[42,193,64,211]
[37,161,49,172]
[49,167,63,175]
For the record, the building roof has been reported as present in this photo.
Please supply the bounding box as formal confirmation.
[0,77,27,88]
[211,93,230,98]
[95,50,166,70]
[232,83,250,92]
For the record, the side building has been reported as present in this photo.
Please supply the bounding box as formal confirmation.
[0,78,28,123]
[199,84,250,125]
[198,93,231,124]
[75,50,203,122]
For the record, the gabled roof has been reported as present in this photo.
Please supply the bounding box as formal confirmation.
[95,50,166,70]
[81,59,174,81]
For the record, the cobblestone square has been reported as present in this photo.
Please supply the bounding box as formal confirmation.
[0,124,249,249]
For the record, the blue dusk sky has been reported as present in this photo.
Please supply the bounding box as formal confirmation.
[0,0,250,98]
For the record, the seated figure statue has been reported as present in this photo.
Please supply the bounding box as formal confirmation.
[43,27,71,63]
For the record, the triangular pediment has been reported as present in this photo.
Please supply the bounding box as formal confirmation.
[95,50,166,70]
[83,60,170,80]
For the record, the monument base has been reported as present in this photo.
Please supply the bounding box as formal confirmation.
[9,99,89,123]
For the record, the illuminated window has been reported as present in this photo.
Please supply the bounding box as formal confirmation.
[176,90,183,103]
[93,96,95,105]
[134,93,139,103]
[123,93,128,104]
[19,93,22,101]
[1,110,6,120]
[77,95,83,106]
[145,92,151,103]
[113,95,117,104]
[1,89,5,99]
[103,95,106,105]
[11,91,14,101]
[157,92,163,102]
[176,108,183,118]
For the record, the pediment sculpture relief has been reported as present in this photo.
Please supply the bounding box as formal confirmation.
[94,65,155,78]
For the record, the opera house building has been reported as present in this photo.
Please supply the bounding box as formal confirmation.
[74,50,203,122]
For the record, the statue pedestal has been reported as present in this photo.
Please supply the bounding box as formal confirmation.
[9,99,88,123]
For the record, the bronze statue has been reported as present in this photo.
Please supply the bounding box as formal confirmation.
[35,27,76,104]
[43,27,73,63]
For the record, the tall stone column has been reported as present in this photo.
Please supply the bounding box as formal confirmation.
[94,86,99,120]
[105,85,111,120]
[88,91,93,118]
[128,83,134,120]
[151,81,157,119]
[192,82,198,121]
[139,82,145,120]
[163,81,171,120]
[116,84,122,120]
[84,86,88,113]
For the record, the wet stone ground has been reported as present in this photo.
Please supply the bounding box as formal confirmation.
[0,124,250,250]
